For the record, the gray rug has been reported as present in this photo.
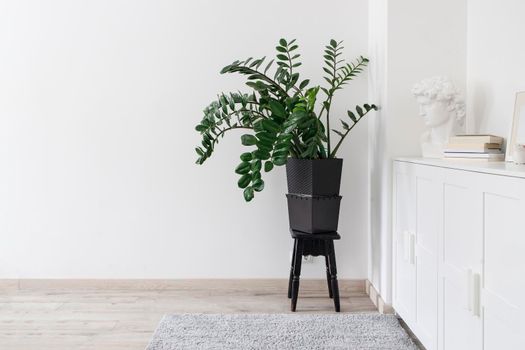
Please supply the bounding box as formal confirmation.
[146,313,418,350]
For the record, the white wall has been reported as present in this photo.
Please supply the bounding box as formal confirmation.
[0,0,370,279]
[368,0,467,302]
[467,0,525,138]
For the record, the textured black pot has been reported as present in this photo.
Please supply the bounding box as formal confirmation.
[286,158,343,196]
[286,194,342,233]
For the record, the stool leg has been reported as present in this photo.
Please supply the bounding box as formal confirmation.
[324,241,333,299]
[328,240,340,312]
[288,239,297,299]
[291,239,304,312]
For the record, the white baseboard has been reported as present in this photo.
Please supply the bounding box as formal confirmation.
[0,278,367,292]
[365,280,393,314]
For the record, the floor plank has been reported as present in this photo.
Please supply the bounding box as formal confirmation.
[0,279,377,350]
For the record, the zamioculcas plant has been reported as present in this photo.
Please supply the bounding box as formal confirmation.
[195,39,377,201]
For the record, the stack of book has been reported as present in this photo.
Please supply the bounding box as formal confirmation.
[444,135,505,161]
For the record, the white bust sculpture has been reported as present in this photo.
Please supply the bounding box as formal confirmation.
[412,77,465,158]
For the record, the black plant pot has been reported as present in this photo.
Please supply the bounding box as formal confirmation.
[285,158,343,234]
[286,194,342,233]
[286,158,343,196]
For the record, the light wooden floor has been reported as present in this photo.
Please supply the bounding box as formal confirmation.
[0,279,377,350]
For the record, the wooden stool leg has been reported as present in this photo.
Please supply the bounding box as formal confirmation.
[324,241,333,299]
[291,239,304,312]
[288,239,297,299]
[328,240,340,312]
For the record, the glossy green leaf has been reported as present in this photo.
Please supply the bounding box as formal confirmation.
[253,150,270,160]
[243,186,254,201]
[256,132,276,144]
[261,119,280,133]
[264,161,274,172]
[252,179,264,192]
[240,152,253,161]
[269,100,286,118]
[272,157,287,166]
[251,160,262,172]
[235,162,251,175]
[238,174,251,189]
[241,134,257,146]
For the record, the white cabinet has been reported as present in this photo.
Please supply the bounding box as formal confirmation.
[392,162,416,326]
[414,170,440,350]
[393,158,525,350]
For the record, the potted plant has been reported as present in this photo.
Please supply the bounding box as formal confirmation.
[195,39,377,233]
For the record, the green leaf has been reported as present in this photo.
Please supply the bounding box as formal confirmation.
[340,119,350,130]
[272,149,288,158]
[256,132,276,144]
[252,179,264,192]
[264,161,274,172]
[263,59,274,74]
[255,56,266,70]
[251,160,262,172]
[243,186,254,201]
[241,134,257,146]
[261,119,280,133]
[333,129,345,137]
[235,162,251,175]
[268,100,286,118]
[253,150,270,160]
[299,79,310,89]
[330,39,337,48]
[276,54,288,61]
[276,46,287,53]
[347,110,357,122]
[279,38,287,47]
[356,105,364,117]
[195,124,207,132]
[272,157,287,166]
[240,152,253,162]
[238,174,251,189]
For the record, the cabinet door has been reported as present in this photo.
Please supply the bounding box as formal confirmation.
[441,180,482,350]
[483,176,525,349]
[414,168,440,350]
[393,162,416,327]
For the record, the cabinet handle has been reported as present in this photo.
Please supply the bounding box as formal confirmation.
[466,269,481,317]
[409,233,416,265]
[472,273,481,317]
[467,269,473,312]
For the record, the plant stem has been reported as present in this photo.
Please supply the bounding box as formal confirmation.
[325,97,332,156]
[330,109,373,158]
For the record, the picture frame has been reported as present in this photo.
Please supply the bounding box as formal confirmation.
[505,91,525,162]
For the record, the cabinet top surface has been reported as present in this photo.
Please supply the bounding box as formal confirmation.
[394,157,525,179]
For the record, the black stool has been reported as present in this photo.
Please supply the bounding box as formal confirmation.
[288,229,341,312]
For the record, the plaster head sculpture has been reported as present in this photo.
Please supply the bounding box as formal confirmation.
[412,76,466,158]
